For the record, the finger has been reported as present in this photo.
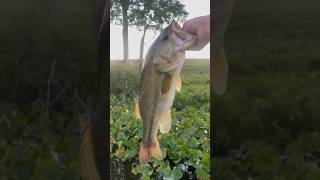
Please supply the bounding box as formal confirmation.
[182,22,197,35]
[182,20,191,30]
[187,36,208,51]
[187,42,203,51]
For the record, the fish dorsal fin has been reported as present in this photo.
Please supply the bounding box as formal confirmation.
[162,74,172,94]
[133,97,141,119]
[212,46,229,95]
[159,110,172,133]
[176,75,181,92]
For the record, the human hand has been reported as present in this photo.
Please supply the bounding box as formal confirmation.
[182,15,210,51]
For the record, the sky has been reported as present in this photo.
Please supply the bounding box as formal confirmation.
[110,0,210,60]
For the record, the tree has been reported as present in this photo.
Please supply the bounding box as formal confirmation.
[130,0,188,62]
[111,0,131,63]
[111,0,188,63]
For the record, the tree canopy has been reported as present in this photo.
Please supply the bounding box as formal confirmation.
[128,0,188,31]
[110,0,188,61]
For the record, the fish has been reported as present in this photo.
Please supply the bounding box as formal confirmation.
[134,20,197,165]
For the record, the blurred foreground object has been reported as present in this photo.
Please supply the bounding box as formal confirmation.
[212,0,236,95]
[80,0,108,179]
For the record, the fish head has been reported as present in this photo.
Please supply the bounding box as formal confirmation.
[151,20,197,73]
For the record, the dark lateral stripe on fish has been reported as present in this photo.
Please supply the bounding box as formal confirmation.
[146,113,155,144]
[146,71,164,145]
[145,83,157,144]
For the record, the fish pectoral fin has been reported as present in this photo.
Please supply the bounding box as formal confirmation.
[212,46,229,96]
[161,73,172,94]
[139,139,163,165]
[175,75,181,92]
[133,97,141,119]
[159,110,172,133]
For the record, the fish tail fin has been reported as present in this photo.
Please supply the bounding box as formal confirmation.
[139,139,163,165]
[139,143,149,165]
[150,138,163,160]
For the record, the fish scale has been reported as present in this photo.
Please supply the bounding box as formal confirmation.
[133,20,197,165]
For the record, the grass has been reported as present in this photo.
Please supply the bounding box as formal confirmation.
[110,59,210,180]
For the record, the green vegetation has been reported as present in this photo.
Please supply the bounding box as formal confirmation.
[0,101,82,180]
[110,60,210,179]
[213,1,320,178]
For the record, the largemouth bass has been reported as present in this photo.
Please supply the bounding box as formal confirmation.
[134,20,196,165]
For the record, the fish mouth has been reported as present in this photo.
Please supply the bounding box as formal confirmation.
[170,20,182,31]
[170,21,187,41]
[169,20,197,50]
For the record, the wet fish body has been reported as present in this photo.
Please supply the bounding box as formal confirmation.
[134,21,196,165]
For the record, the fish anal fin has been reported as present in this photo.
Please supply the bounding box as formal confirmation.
[176,75,181,92]
[133,97,141,119]
[159,110,172,133]
[162,74,172,94]
[212,46,229,95]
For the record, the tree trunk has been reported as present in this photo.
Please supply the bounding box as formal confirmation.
[139,31,145,62]
[121,0,129,63]
[139,23,150,70]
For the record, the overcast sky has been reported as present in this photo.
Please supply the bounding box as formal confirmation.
[110,0,210,60]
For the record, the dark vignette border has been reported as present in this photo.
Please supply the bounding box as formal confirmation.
[91,0,110,179]
[211,0,236,179]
